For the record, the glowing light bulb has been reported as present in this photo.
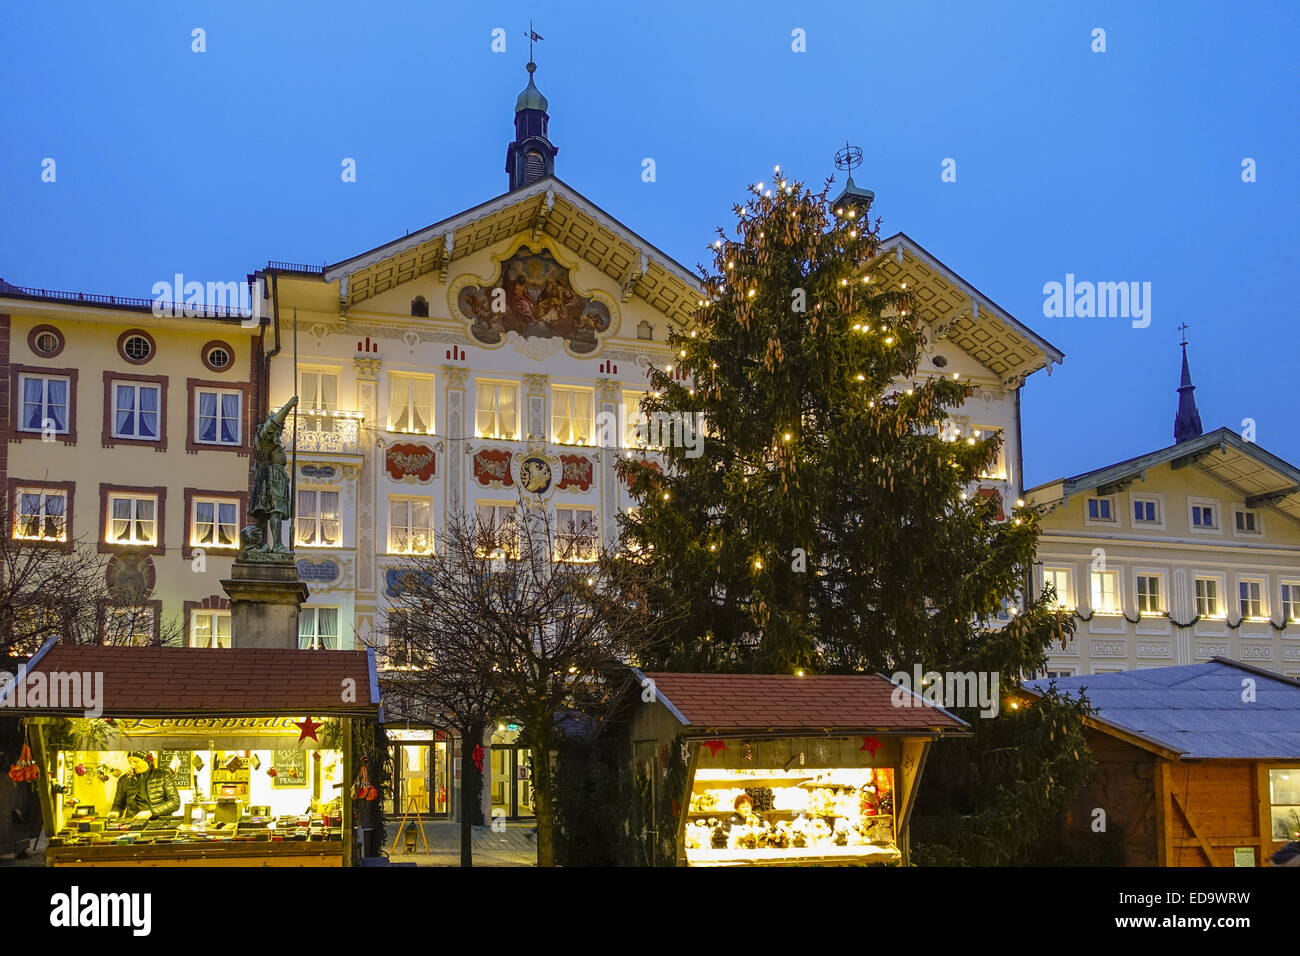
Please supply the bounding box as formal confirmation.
[754,558,763,569]
[783,432,791,441]
[662,492,671,501]
[884,336,894,345]
[856,373,865,381]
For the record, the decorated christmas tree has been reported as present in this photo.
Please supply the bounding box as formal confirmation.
[621,171,1063,677]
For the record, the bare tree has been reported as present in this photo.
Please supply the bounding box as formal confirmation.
[376,495,678,867]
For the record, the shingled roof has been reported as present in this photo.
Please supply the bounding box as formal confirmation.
[1023,658,1300,760]
[1,642,379,717]
[635,670,969,735]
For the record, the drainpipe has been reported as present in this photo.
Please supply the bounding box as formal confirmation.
[264,271,283,421]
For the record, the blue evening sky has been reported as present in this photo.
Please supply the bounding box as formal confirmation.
[2,1,1296,485]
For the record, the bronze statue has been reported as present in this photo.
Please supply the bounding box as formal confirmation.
[242,396,298,559]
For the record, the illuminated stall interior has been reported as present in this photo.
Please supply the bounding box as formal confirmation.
[626,671,970,866]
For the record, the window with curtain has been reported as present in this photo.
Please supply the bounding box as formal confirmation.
[107,494,157,546]
[389,372,435,433]
[15,489,66,541]
[192,498,238,549]
[104,607,154,646]
[190,611,231,648]
[19,374,69,433]
[475,381,519,440]
[299,607,341,650]
[1089,570,1119,614]
[196,388,241,445]
[300,369,339,411]
[112,382,160,440]
[296,490,341,547]
[1042,567,1073,609]
[475,503,520,557]
[389,497,433,553]
[622,391,648,448]
[551,386,594,445]
[555,507,596,561]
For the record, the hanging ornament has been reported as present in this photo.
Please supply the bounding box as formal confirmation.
[267,767,278,778]
[472,745,485,773]
[312,751,321,763]
[192,754,205,773]
[7,743,39,783]
[250,754,261,772]
[742,743,753,762]
[294,716,322,743]
[352,759,378,801]
[703,739,727,757]
[859,736,881,756]
[74,763,86,777]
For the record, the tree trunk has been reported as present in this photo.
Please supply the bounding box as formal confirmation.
[458,720,485,867]
[527,719,556,867]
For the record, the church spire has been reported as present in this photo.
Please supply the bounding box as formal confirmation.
[1174,324,1203,444]
[505,24,557,191]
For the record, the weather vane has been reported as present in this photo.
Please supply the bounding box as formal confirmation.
[834,141,863,176]
[525,21,543,64]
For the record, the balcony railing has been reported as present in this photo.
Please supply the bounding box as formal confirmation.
[286,409,364,456]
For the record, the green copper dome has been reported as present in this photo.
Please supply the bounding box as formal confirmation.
[515,63,548,113]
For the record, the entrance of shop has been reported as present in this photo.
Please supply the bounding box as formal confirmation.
[385,739,450,818]
[489,745,535,820]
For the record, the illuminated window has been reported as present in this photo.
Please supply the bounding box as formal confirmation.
[300,368,339,411]
[1090,570,1119,614]
[190,610,231,649]
[110,382,161,441]
[973,427,1006,480]
[18,373,69,434]
[389,372,435,434]
[475,381,519,440]
[555,507,596,562]
[1195,576,1222,618]
[107,493,158,546]
[475,503,520,557]
[192,497,238,549]
[1136,573,1164,615]
[1282,583,1300,623]
[1239,579,1265,620]
[295,489,341,547]
[1271,769,1300,842]
[299,607,340,650]
[14,488,66,542]
[622,391,649,448]
[389,497,434,554]
[1042,567,1074,609]
[551,386,594,446]
[104,606,154,646]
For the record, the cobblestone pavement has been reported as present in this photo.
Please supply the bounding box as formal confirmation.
[385,821,538,867]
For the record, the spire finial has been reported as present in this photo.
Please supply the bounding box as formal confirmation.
[526,20,543,68]
[1178,321,1189,346]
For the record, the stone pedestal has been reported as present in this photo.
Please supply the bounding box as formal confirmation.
[221,559,310,649]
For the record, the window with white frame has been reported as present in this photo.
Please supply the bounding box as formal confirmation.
[552,386,594,446]
[299,607,340,650]
[190,610,231,649]
[389,372,435,434]
[384,609,416,668]
[103,606,153,646]
[1282,582,1300,623]
[389,497,434,554]
[1086,497,1116,523]
[106,493,158,546]
[1195,576,1223,618]
[554,506,597,561]
[1090,569,1120,614]
[1239,579,1266,620]
[475,381,519,440]
[299,368,339,411]
[1234,508,1260,534]
[192,497,238,550]
[1042,567,1074,609]
[18,373,70,434]
[622,391,650,448]
[1132,497,1160,525]
[295,489,341,547]
[1136,573,1164,615]
[110,381,161,441]
[14,488,67,542]
[972,426,1006,480]
[475,502,520,557]
[1190,499,1219,530]
[195,388,242,446]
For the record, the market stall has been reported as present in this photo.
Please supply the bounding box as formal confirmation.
[3,642,380,866]
[626,670,970,866]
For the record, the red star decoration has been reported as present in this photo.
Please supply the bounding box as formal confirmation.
[859,736,881,756]
[703,739,727,757]
[295,716,322,742]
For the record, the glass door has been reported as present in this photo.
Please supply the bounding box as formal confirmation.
[516,748,534,817]
[490,747,510,819]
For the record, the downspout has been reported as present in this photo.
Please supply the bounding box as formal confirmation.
[264,271,284,421]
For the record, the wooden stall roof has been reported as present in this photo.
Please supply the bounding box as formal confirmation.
[1022,658,1300,760]
[634,670,970,736]
[1,641,379,717]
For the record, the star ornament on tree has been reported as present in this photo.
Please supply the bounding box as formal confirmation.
[295,716,323,743]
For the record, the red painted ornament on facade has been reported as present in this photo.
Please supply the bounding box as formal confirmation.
[557,454,594,491]
[473,449,514,487]
[385,442,437,482]
[624,459,662,489]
